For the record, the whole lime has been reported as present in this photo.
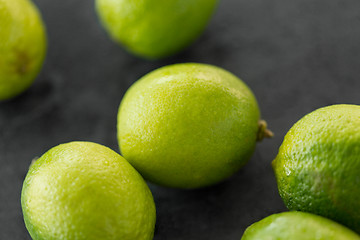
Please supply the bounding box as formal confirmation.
[117,63,272,188]
[21,142,156,240]
[273,104,360,233]
[0,0,47,101]
[242,211,360,240]
[95,0,218,59]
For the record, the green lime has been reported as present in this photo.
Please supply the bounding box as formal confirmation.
[95,0,218,59]
[273,104,360,233]
[0,0,47,101]
[21,142,156,240]
[242,211,360,240]
[117,63,272,188]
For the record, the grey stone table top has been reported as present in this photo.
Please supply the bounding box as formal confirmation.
[1,0,360,239]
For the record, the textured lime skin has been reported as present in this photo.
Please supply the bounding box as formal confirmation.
[21,142,156,240]
[95,0,218,59]
[273,104,360,233]
[118,63,261,188]
[0,0,46,100]
[242,211,360,240]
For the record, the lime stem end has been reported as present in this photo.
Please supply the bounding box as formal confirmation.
[257,120,274,141]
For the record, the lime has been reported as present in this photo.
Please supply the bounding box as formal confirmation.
[242,211,360,239]
[21,142,156,240]
[273,104,360,233]
[117,63,272,188]
[0,0,47,101]
[95,0,218,59]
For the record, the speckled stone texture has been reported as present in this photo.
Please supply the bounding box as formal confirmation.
[1,0,360,239]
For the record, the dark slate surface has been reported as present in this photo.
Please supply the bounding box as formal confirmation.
[1,0,360,239]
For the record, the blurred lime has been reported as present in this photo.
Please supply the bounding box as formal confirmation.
[21,141,156,240]
[95,0,218,59]
[242,211,360,239]
[0,0,46,101]
[273,104,360,233]
[117,63,272,188]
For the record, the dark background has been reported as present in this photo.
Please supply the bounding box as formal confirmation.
[1,0,360,239]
